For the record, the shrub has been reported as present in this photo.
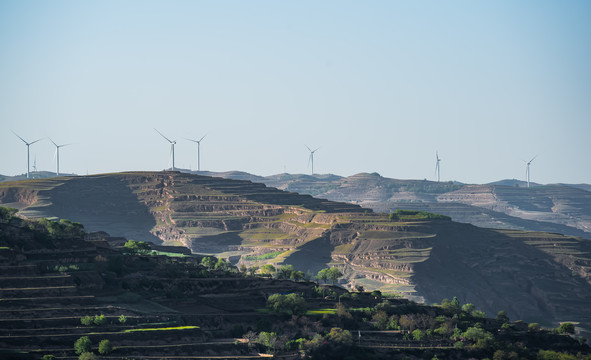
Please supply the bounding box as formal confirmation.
[94,314,107,326]
[80,315,93,326]
[118,314,127,324]
[78,353,97,360]
[412,329,425,341]
[123,240,151,255]
[74,336,92,355]
[0,206,18,221]
[326,327,353,345]
[556,322,575,335]
[98,339,113,355]
[42,355,55,360]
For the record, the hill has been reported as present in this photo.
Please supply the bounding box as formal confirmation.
[1,171,591,337]
[0,211,589,359]
[191,171,591,240]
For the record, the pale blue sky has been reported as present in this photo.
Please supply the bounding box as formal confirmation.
[1,1,590,184]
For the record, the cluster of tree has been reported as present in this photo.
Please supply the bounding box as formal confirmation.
[80,314,108,326]
[266,293,308,316]
[33,218,85,238]
[200,256,234,272]
[389,209,451,221]
[316,267,344,284]
[246,327,353,357]
[0,206,18,222]
[73,337,112,360]
[123,240,151,255]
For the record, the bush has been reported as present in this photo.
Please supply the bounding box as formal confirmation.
[94,314,107,326]
[42,355,55,360]
[78,353,97,360]
[0,206,18,221]
[556,322,575,335]
[98,339,113,355]
[118,314,127,324]
[390,209,451,221]
[80,315,93,326]
[74,336,92,355]
[123,240,151,255]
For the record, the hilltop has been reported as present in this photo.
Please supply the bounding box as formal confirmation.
[1,171,591,337]
[0,211,589,359]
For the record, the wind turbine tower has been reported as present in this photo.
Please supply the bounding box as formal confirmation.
[185,135,206,172]
[49,138,71,177]
[435,151,441,182]
[12,131,42,179]
[524,155,537,188]
[305,145,320,175]
[154,129,176,170]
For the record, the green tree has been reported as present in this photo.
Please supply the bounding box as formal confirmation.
[316,268,330,284]
[214,257,229,271]
[412,329,425,341]
[266,293,308,315]
[80,315,93,326]
[93,314,107,326]
[201,256,216,270]
[78,353,97,360]
[74,336,92,355]
[327,267,343,284]
[124,240,151,255]
[98,339,113,355]
[118,314,127,324]
[276,265,295,279]
[261,264,276,276]
[290,270,305,281]
[248,265,259,276]
[326,327,353,345]
[556,322,575,335]
[461,303,475,314]
[0,206,18,221]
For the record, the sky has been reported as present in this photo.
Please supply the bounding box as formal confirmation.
[1,1,590,184]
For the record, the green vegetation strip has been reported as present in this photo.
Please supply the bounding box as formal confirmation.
[305,309,336,315]
[122,325,199,332]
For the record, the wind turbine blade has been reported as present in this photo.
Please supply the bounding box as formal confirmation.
[313,147,320,153]
[305,144,312,152]
[199,134,206,142]
[11,130,27,144]
[49,138,58,147]
[60,143,72,148]
[184,138,198,143]
[30,138,43,145]
[529,155,538,163]
[154,128,173,143]
[53,149,57,161]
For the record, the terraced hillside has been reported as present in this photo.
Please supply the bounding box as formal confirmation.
[196,171,591,240]
[2,172,591,335]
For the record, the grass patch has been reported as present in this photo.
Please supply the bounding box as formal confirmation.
[150,250,189,258]
[122,325,199,333]
[243,251,285,261]
[306,308,336,316]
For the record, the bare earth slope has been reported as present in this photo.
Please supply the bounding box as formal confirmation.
[1,171,591,334]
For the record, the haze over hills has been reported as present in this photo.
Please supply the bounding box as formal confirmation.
[1,171,591,335]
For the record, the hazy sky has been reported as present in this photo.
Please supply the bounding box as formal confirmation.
[1,1,590,184]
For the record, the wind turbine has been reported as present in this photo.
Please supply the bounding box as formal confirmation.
[154,128,176,170]
[305,145,320,175]
[185,135,206,172]
[11,130,42,179]
[524,155,537,188]
[435,151,441,182]
[49,138,71,177]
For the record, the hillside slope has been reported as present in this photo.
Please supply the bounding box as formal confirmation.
[1,172,591,334]
[195,171,591,240]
